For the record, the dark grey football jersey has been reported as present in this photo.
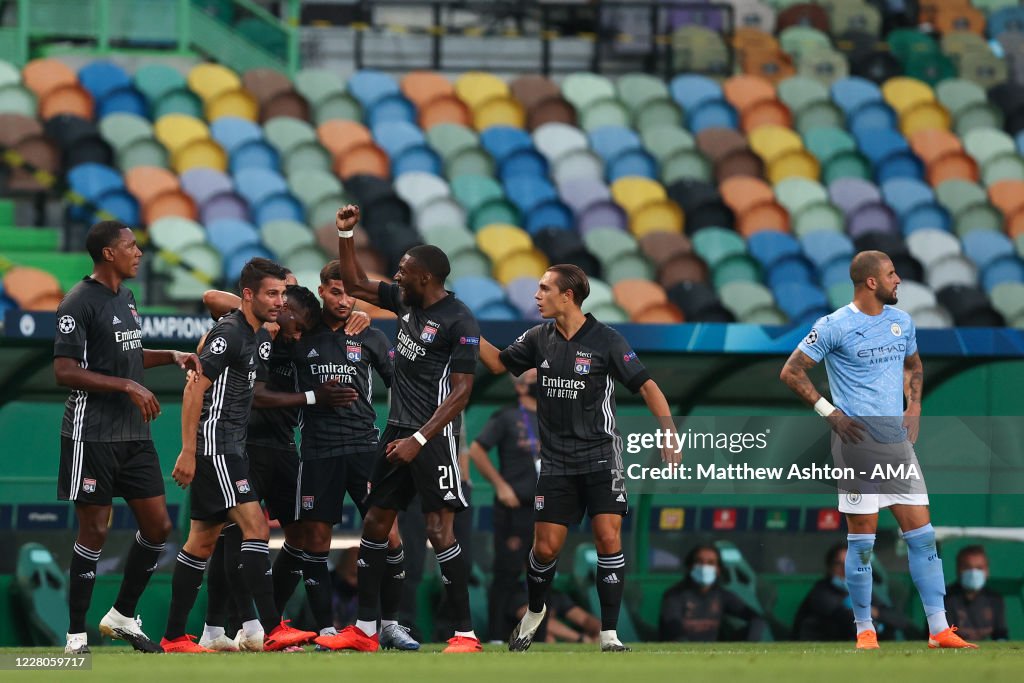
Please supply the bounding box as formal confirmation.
[247,334,299,450]
[195,310,270,457]
[292,322,393,459]
[377,282,480,435]
[499,314,650,475]
[55,277,149,442]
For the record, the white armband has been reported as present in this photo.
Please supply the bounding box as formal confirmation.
[814,397,836,417]
[412,431,427,446]
[305,390,316,405]
[337,229,354,239]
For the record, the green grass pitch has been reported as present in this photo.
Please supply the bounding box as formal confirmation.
[3,643,1023,683]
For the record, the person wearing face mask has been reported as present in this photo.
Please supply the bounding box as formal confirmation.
[944,546,1008,641]
[793,543,917,641]
[659,545,767,642]
[468,369,541,641]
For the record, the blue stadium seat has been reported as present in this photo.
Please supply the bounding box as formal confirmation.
[505,276,543,318]
[92,190,140,227]
[606,150,658,181]
[181,168,234,205]
[365,94,417,127]
[801,231,853,269]
[830,77,883,115]
[497,149,549,183]
[347,69,400,108]
[97,88,148,119]
[476,301,521,320]
[962,230,1016,271]
[747,231,802,269]
[766,255,817,291]
[669,74,723,111]
[881,178,934,218]
[855,128,909,164]
[252,192,304,226]
[875,151,924,183]
[504,176,557,213]
[229,140,280,174]
[686,100,740,132]
[588,126,643,162]
[224,244,275,282]
[452,275,506,311]
[848,103,899,136]
[207,218,262,257]
[981,256,1024,292]
[987,7,1024,40]
[79,61,132,100]
[211,117,263,153]
[773,281,828,321]
[372,121,426,158]
[233,168,288,207]
[67,163,124,200]
[480,126,534,162]
[820,257,853,288]
[392,145,443,177]
[902,203,951,235]
[525,200,574,234]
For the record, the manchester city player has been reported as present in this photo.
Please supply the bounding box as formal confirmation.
[780,250,976,651]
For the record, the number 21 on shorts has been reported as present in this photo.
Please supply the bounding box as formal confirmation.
[437,464,456,490]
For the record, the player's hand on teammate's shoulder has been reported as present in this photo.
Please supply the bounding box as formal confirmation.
[344,310,371,335]
[172,350,202,376]
[825,408,866,444]
[336,204,360,231]
[315,377,360,407]
[172,451,196,488]
[385,437,421,465]
[125,381,161,421]
[903,401,921,443]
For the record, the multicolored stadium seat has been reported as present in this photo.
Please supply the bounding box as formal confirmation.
[2,0,1024,329]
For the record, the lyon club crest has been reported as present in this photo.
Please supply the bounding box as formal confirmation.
[346,343,362,362]
[574,356,591,375]
[420,324,437,343]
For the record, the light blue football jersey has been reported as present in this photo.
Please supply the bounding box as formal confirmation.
[798,303,917,443]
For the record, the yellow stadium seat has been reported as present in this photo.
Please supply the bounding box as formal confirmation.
[899,101,951,137]
[748,125,804,164]
[171,139,227,174]
[476,224,533,262]
[455,71,509,110]
[187,63,242,102]
[494,248,549,284]
[205,89,259,122]
[610,176,666,215]
[472,97,525,131]
[882,76,934,115]
[154,114,210,153]
[629,199,685,237]
[767,149,821,183]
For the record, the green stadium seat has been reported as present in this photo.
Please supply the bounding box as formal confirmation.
[953,102,1005,138]
[719,280,775,319]
[426,123,479,161]
[117,138,170,172]
[640,126,695,163]
[294,67,346,107]
[583,228,639,265]
[313,93,363,126]
[713,254,762,289]
[0,226,60,251]
[260,219,315,258]
[263,116,318,155]
[692,227,746,267]
[603,253,655,284]
[11,543,67,646]
[661,150,713,185]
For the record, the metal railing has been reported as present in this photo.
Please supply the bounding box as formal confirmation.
[7,0,299,75]
[329,0,735,77]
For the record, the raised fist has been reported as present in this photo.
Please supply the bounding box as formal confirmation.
[336,204,360,231]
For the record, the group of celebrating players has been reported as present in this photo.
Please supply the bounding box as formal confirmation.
[52,205,976,655]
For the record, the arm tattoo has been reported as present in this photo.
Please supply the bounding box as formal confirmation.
[780,349,822,407]
[904,353,923,404]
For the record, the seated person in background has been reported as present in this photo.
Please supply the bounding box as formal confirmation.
[945,545,1008,641]
[659,545,767,642]
[510,587,602,644]
[793,543,918,641]
[331,548,359,629]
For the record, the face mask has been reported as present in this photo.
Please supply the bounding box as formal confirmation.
[526,383,539,399]
[961,568,986,591]
[690,564,717,586]
[831,576,848,593]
